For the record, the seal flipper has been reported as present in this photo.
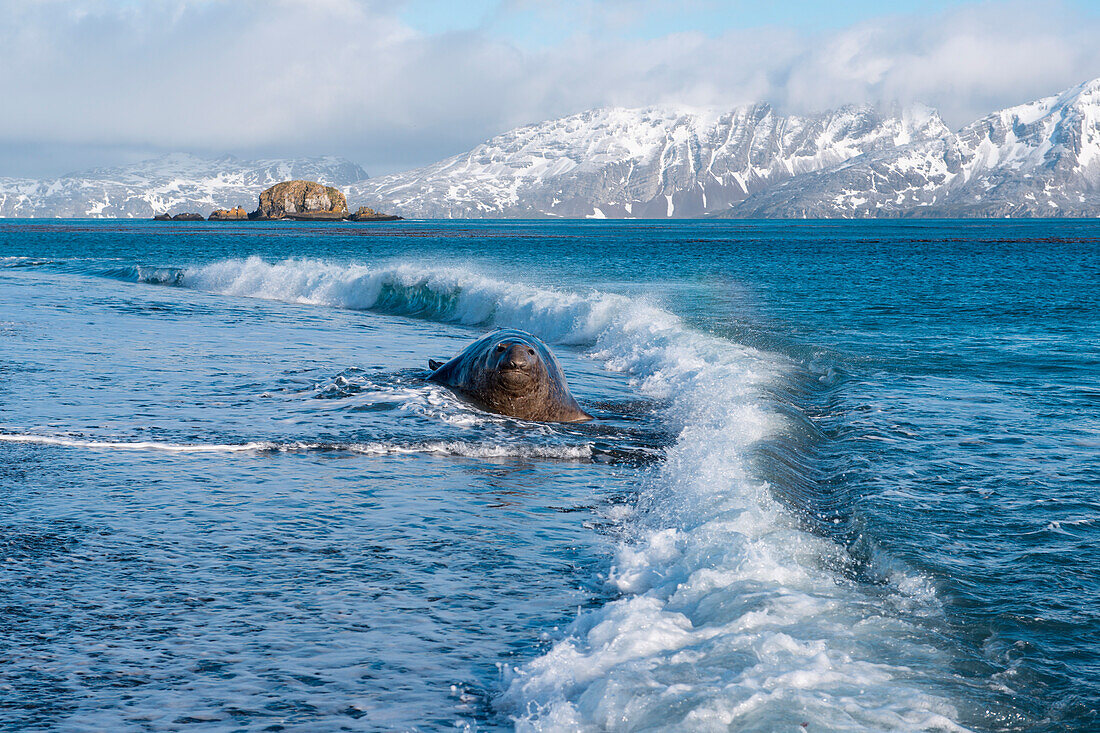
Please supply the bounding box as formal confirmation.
[560,405,594,422]
[428,359,444,371]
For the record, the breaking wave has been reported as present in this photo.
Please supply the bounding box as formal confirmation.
[177,256,641,345]
[114,256,964,729]
[99,264,186,286]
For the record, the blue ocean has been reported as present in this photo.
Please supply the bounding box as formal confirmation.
[1,219,1097,732]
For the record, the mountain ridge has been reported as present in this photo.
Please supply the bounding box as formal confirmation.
[348,103,950,219]
[5,78,1100,218]
[0,154,368,218]
[716,78,1100,218]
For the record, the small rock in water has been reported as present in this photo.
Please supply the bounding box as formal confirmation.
[347,205,403,221]
[207,206,248,220]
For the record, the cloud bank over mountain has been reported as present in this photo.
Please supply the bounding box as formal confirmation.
[2,0,1100,176]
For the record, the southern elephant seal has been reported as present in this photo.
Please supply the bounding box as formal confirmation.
[427,329,593,422]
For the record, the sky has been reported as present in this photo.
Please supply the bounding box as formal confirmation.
[3,0,1100,177]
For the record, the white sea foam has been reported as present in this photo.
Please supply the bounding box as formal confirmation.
[508,334,961,730]
[0,434,592,461]
[152,258,965,729]
[343,441,592,460]
[0,434,272,453]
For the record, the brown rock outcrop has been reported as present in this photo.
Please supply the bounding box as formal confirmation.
[251,180,348,219]
[208,206,248,220]
[347,205,403,221]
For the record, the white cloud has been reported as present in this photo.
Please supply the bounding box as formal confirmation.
[1,0,1099,176]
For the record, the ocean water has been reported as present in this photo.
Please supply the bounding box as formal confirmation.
[1,219,1097,732]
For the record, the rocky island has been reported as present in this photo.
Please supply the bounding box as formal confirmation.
[347,205,402,221]
[152,178,401,222]
[251,180,347,220]
[209,206,248,220]
[153,212,204,221]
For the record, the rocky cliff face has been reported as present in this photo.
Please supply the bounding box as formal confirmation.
[253,180,348,219]
[348,104,949,218]
[0,154,367,218]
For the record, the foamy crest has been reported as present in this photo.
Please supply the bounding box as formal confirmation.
[145,258,964,728]
[344,441,592,460]
[500,344,964,730]
[0,433,272,453]
[0,434,592,461]
[0,256,55,269]
[181,256,663,347]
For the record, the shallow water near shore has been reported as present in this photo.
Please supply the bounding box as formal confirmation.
[1,219,1098,732]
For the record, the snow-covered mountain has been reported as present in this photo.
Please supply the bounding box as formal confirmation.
[0,154,367,218]
[720,78,1100,218]
[349,105,950,218]
[7,78,1100,219]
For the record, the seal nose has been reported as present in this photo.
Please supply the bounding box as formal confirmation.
[503,343,533,370]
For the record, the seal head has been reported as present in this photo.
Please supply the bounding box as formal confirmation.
[428,329,592,422]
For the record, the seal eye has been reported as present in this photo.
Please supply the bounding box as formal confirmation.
[496,343,506,352]
[527,348,535,355]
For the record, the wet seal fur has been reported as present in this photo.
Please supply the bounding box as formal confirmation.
[428,329,592,422]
